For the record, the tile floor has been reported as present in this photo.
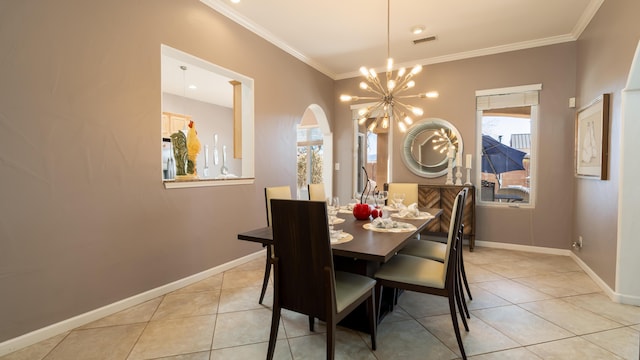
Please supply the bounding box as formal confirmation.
[2,247,640,359]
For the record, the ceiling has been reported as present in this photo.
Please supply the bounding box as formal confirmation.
[201,0,604,80]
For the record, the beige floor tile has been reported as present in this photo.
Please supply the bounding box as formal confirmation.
[128,315,216,360]
[479,260,556,279]
[526,336,623,359]
[82,298,162,329]
[171,274,223,295]
[519,299,623,335]
[151,290,220,321]
[567,293,640,325]
[155,352,211,359]
[280,309,327,338]
[513,271,601,297]
[582,326,640,360]
[210,340,291,360]
[212,308,284,349]
[397,291,451,318]
[465,284,511,311]
[221,269,267,289]
[9,247,640,360]
[288,330,375,360]
[475,279,552,304]
[536,254,582,272]
[226,257,268,273]
[378,305,413,324]
[44,324,144,360]
[418,314,519,357]
[472,305,573,346]
[465,248,532,266]
[218,285,272,313]
[371,319,457,359]
[464,263,506,283]
[0,332,68,360]
[468,347,542,359]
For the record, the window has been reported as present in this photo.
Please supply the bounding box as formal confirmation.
[297,126,323,199]
[476,84,540,207]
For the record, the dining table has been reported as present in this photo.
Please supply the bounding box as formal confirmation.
[237,206,443,330]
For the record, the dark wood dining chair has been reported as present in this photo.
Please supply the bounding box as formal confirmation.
[267,199,377,360]
[398,188,473,311]
[260,186,292,304]
[374,189,469,359]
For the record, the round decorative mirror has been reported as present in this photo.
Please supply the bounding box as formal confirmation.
[401,118,463,178]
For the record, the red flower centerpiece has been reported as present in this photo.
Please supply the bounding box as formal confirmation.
[353,167,372,220]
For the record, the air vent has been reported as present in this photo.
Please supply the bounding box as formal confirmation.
[413,36,437,45]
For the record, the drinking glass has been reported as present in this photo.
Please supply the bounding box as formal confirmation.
[375,191,388,207]
[327,197,340,232]
[392,193,405,208]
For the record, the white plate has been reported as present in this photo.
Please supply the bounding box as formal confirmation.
[330,217,345,225]
[330,232,353,244]
[363,222,417,233]
[390,212,434,220]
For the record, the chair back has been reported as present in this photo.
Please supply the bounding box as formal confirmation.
[308,183,326,201]
[441,188,467,285]
[387,183,419,205]
[265,186,292,226]
[270,199,335,319]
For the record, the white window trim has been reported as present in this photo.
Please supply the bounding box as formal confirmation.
[475,84,541,208]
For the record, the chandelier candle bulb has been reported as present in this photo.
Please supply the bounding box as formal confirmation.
[466,154,472,169]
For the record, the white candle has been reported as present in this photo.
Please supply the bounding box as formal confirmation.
[466,154,472,168]
[456,155,462,167]
[448,147,454,158]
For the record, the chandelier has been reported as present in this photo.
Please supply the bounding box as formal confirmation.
[340,0,438,133]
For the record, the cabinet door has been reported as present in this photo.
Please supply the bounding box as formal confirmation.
[419,186,441,232]
[441,186,474,236]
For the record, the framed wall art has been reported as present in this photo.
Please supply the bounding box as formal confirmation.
[575,93,610,179]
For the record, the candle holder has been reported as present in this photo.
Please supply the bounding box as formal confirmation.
[445,157,454,185]
[455,166,463,185]
[465,167,472,185]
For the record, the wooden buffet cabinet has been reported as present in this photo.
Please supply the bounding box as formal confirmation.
[418,184,476,251]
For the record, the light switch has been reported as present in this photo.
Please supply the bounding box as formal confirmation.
[569,97,576,108]
[334,163,340,171]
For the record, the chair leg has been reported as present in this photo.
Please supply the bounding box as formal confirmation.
[326,320,336,360]
[457,269,471,320]
[375,283,384,324]
[448,294,467,360]
[259,246,271,304]
[459,247,473,301]
[266,305,281,360]
[455,280,470,331]
[367,290,377,351]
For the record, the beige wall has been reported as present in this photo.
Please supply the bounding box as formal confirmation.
[573,0,640,288]
[335,42,577,250]
[0,0,334,341]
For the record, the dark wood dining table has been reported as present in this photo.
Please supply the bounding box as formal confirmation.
[237,207,442,264]
[237,207,443,329]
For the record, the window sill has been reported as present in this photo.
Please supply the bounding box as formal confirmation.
[163,177,255,189]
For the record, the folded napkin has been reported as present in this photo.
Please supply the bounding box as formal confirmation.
[330,229,347,241]
[371,217,411,229]
[398,203,421,218]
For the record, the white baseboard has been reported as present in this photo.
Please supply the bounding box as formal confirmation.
[0,250,265,357]
[473,240,571,256]
[473,240,640,306]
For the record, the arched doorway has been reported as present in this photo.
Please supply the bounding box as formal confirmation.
[296,104,332,199]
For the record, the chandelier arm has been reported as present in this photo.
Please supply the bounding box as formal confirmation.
[369,76,387,94]
[362,86,386,97]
